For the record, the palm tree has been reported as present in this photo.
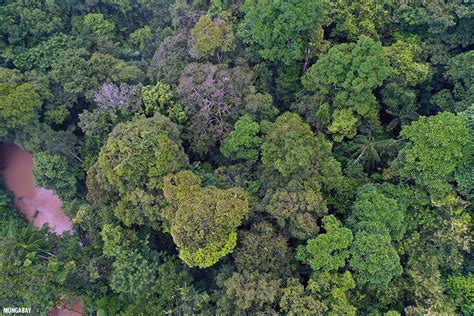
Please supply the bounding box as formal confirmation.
[348,132,400,171]
[14,224,54,258]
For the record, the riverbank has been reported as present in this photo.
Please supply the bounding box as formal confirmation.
[0,143,73,234]
[0,143,83,316]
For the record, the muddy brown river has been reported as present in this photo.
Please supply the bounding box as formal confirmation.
[0,143,84,316]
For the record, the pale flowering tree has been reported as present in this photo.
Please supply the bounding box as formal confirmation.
[177,62,254,156]
[94,83,142,112]
[79,83,142,166]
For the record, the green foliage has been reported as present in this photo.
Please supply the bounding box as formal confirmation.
[402,241,458,315]
[7,34,78,71]
[217,269,280,313]
[276,63,302,104]
[130,26,153,50]
[172,284,211,315]
[328,0,396,41]
[0,68,42,138]
[243,93,279,121]
[280,271,356,315]
[302,36,392,141]
[0,198,83,312]
[460,104,474,136]
[220,115,261,163]
[94,115,187,194]
[49,48,95,96]
[454,160,474,204]
[351,184,407,241]
[33,151,79,202]
[444,51,473,109]
[328,109,358,141]
[347,183,408,291]
[100,224,192,310]
[433,51,474,113]
[141,82,187,123]
[89,115,188,226]
[87,52,144,86]
[384,36,432,86]
[381,81,418,127]
[260,112,341,239]
[100,224,139,258]
[233,222,291,278]
[83,14,115,39]
[79,110,125,169]
[346,128,400,171]
[297,215,353,271]
[0,0,472,313]
[239,0,327,64]
[0,0,65,47]
[143,82,174,110]
[261,112,318,177]
[263,177,326,240]
[350,226,402,290]
[302,36,392,96]
[398,1,472,65]
[393,112,471,197]
[191,15,235,59]
[446,273,474,314]
[163,170,249,268]
[109,248,161,296]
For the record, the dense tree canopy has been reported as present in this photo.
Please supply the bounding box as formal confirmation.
[0,0,472,314]
[280,271,357,315]
[177,62,254,156]
[163,170,249,268]
[297,215,353,271]
[220,115,261,163]
[393,112,471,197]
[88,115,188,226]
[0,68,42,137]
[302,36,392,141]
[350,225,403,290]
[261,112,320,176]
[239,0,327,64]
[191,15,235,60]
[350,184,407,241]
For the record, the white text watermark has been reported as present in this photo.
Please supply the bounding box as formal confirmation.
[3,307,32,314]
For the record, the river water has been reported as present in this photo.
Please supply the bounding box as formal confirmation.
[0,143,83,315]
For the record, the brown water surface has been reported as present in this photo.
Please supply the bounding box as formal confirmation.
[48,298,84,316]
[0,143,83,315]
[0,143,73,234]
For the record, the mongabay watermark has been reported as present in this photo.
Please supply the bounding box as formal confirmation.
[2,307,32,314]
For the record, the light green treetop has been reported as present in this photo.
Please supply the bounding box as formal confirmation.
[220,115,261,163]
[394,112,471,197]
[297,215,353,271]
[163,170,249,268]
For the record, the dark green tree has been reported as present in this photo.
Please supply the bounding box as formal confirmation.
[302,36,392,141]
[33,151,79,203]
[88,115,188,226]
[238,0,327,64]
[350,225,402,290]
